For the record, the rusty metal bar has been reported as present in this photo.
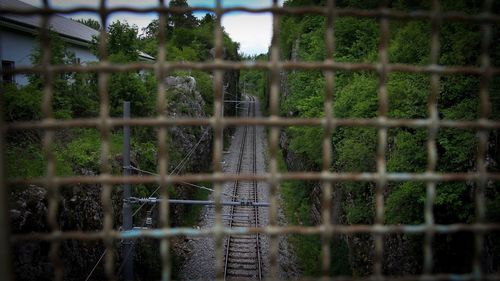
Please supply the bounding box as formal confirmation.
[155,0,170,280]
[6,117,500,131]
[473,1,494,280]
[2,5,500,24]
[7,61,500,75]
[423,0,442,276]
[95,1,115,279]
[0,55,12,281]
[7,171,500,186]
[373,1,390,276]
[321,0,336,277]
[38,1,64,280]
[268,0,281,279]
[10,223,500,242]
[213,1,225,280]
[122,101,133,281]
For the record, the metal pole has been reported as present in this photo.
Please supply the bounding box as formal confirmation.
[0,86,12,281]
[122,101,134,281]
[222,83,225,150]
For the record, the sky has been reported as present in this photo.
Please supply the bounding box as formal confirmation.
[19,0,285,55]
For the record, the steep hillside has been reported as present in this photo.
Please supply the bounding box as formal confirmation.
[271,0,500,276]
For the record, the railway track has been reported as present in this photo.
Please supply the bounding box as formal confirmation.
[223,96,263,280]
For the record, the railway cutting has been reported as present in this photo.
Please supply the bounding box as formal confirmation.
[178,95,270,280]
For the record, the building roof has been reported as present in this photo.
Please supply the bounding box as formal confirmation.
[0,0,155,61]
[0,0,98,44]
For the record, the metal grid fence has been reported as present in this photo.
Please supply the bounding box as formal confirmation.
[1,0,500,280]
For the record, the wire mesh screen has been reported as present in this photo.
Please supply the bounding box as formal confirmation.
[1,0,500,280]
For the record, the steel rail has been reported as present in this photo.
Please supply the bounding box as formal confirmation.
[252,96,263,281]
[223,95,249,280]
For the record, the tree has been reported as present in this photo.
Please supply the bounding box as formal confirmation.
[75,18,101,30]
[169,0,198,29]
[89,20,154,116]
[107,21,140,61]
[29,31,98,119]
[199,13,215,26]
[92,21,139,61]
[142,19,160,39]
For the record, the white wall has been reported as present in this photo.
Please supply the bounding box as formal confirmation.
[1,27,98,86]
[68,45,98,65]
[0,29,36,85]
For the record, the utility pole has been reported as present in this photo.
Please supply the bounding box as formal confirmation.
[122,101,134,281]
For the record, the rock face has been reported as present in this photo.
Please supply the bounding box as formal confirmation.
[10,181,119,281]
[166,75,211,172]
[165,75,212,222]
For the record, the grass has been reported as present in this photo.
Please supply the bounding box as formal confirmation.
[5,128,124,179]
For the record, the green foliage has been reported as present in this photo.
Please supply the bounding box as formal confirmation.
[345,190,373,224]
[280,16,302,59]
[3,83,42,121]
[386,182,425,224]
[181,184,211,227]
[335,128,377,172]
[334,17,379,62]
[75,18,101,30]
[434,183,472,223]
[273,0,500,274]
[141,10,239,63]
[437,128,476,172]
[240,55,268,100]
[6,143,44,179]
[61,129,123,173]
[389,21,430,64]
[131,135,158,170]
[108,71,153,117]
[278,150,352,276]
[29,30,74,67]
[486,182,500,223]
[191,70,214,114]
[27,31,98,119]
[288,127,323,167]
[6,142,73,179]
[288,234,321,275]
[168,0,198,29]
[278,150,320,274]
[387,130,427,173]
[90,21,157,117]
[387,73,429,119]
[105,21,140,60]
[334,74,378,118]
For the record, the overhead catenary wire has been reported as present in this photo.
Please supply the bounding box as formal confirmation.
[125,165,239,199]
[131,127,211,217]
[84,250,107,281]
